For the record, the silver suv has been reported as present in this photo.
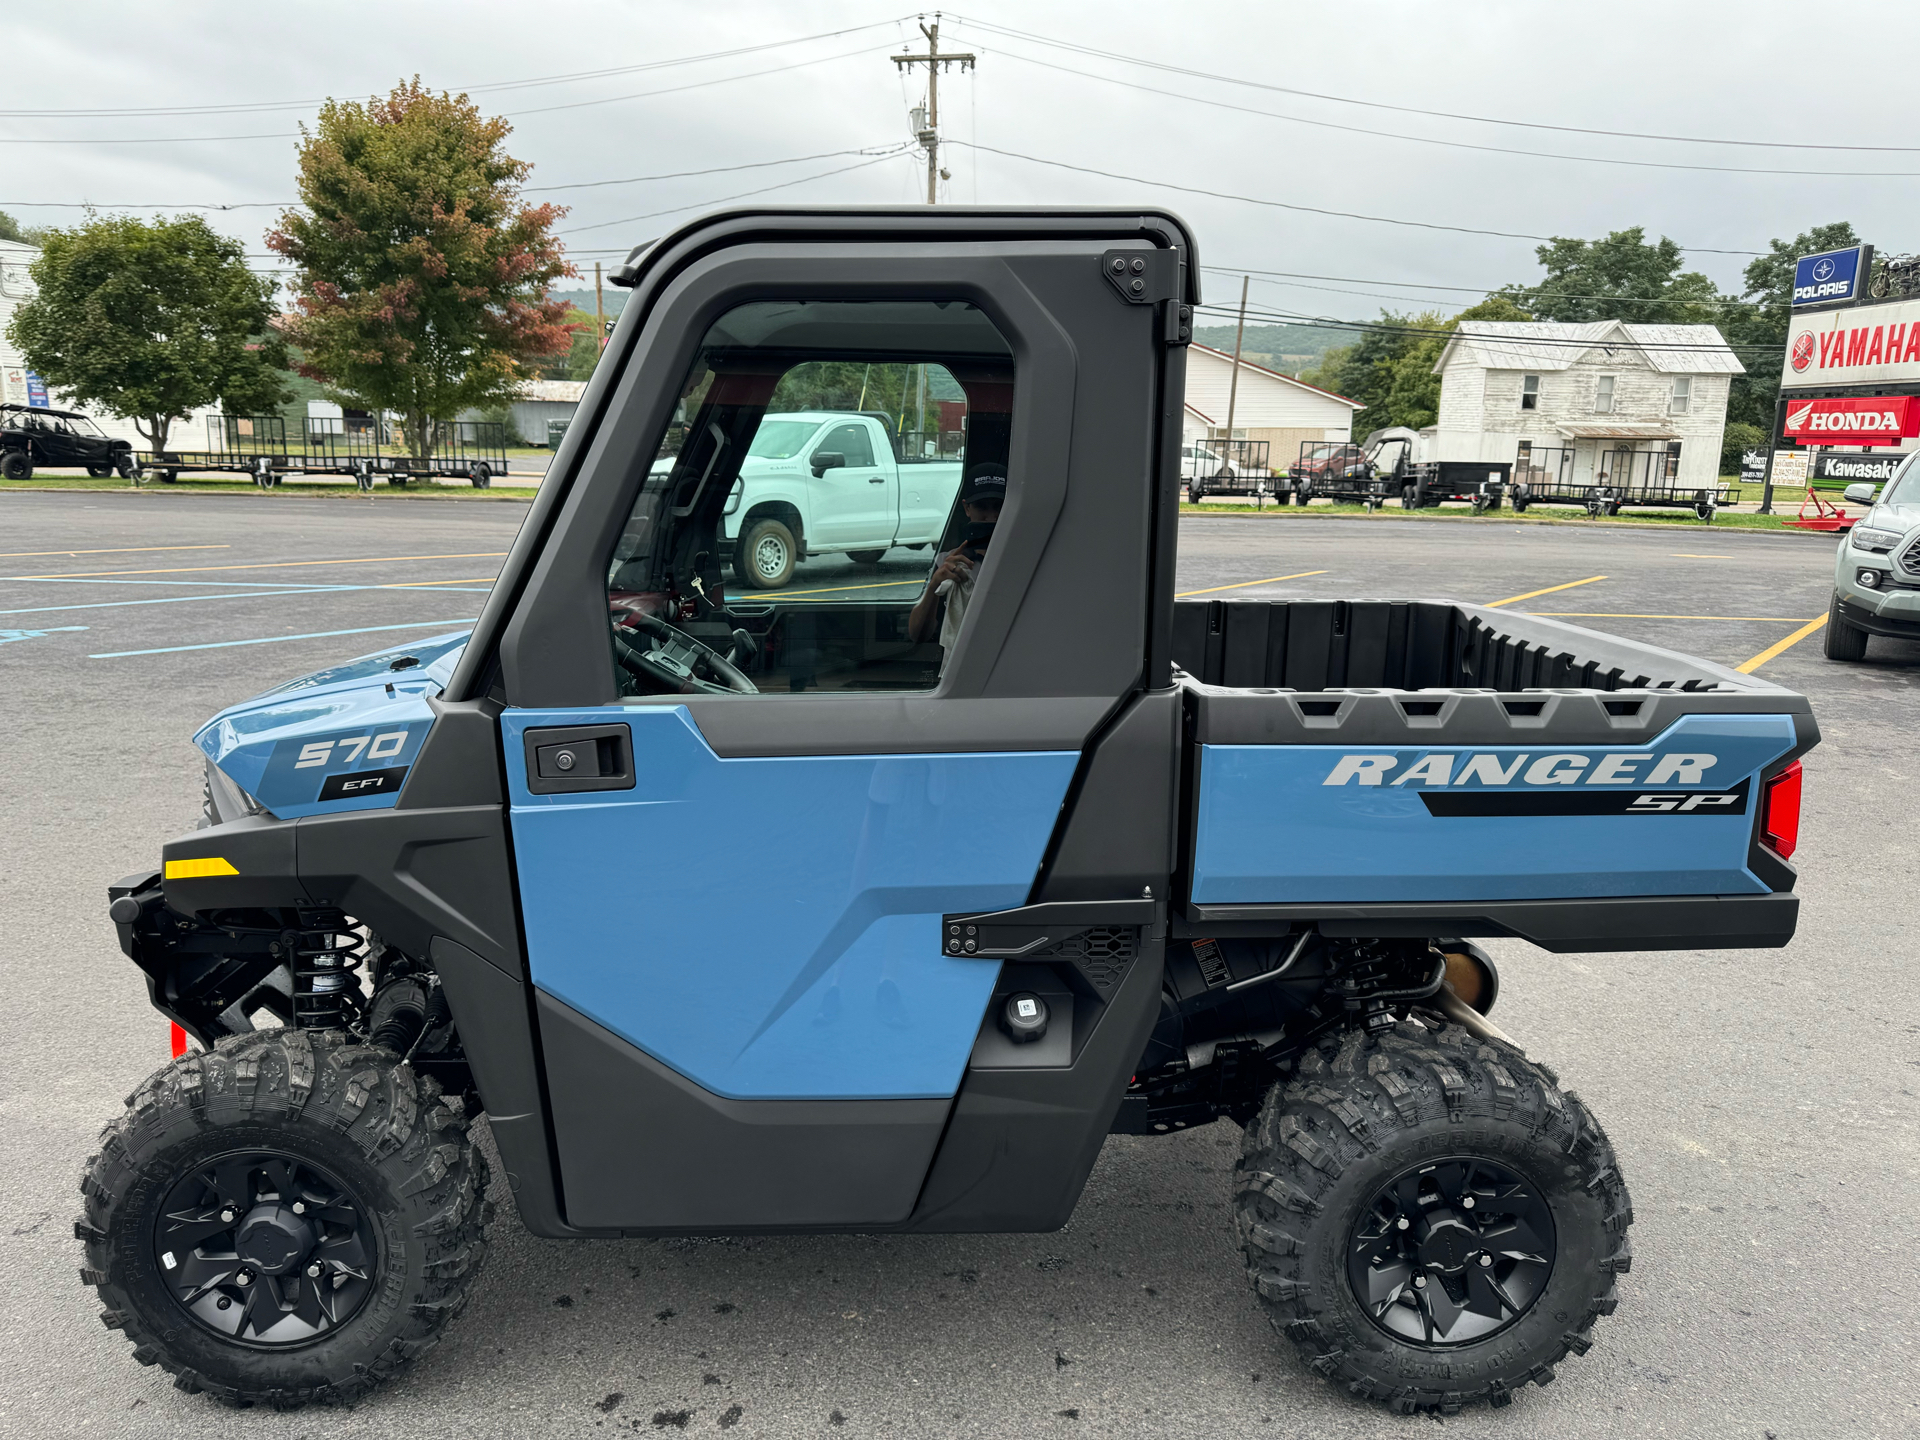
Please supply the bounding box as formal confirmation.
[1826,451,1919,660]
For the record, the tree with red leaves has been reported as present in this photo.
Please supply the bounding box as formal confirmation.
[267,79,576,459]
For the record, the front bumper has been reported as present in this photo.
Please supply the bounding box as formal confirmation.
[1837,592,1919,639]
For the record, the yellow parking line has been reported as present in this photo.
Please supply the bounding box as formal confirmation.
[1671,554,1735,560]
[1485,575,1607,608]
[1176,569,1330,598]
[0,544,230,559]
[1737,615,1828,674]
[1533,612,1820,623]
[8,551,508,580]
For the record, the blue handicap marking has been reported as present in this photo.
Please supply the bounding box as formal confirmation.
[0,626,88,644]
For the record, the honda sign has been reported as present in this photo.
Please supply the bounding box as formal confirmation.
[1781,396,1919,443]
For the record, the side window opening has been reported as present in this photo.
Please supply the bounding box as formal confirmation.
[1520,374,1540,411]
[606,300,1015,699]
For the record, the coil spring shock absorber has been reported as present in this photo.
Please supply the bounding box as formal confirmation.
[285,910,365,1030]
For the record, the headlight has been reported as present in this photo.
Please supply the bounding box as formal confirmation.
[1851,524,1904,553]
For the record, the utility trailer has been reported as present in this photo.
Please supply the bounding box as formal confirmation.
[135,414,507,489]
[1291,429,1512,512]
[81,208,1815,1418]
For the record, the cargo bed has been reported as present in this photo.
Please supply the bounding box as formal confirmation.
[1170,599,1816,951]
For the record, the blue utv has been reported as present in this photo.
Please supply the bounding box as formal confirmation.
[82,208,1816,1415]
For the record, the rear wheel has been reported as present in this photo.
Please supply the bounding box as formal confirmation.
[87,463,114,477]
[1234,1021,1631,1415]
[847,549,886,565]
[1823,593,1869,661]
[1,450,31,480]
[469,464,491,489]
[77,1031,491,1408]
[734,516,798,589]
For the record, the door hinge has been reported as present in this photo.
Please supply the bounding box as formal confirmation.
[1102,249,1179,305]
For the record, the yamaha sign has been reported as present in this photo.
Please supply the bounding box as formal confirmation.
[1792,246,1869,308]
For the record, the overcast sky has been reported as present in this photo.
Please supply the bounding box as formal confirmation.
[5,0,1916,326]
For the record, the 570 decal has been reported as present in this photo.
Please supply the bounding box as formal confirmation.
[294,732,410,769]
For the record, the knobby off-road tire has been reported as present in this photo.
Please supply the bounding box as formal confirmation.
[1233,1021,1632,1415]
[77,1030,492,1408]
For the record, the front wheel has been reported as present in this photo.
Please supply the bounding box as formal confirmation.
[1234,1022,1631,1415]
[77,1031,491,1408]
[734,515,798,589]
[1823,593,1869,661]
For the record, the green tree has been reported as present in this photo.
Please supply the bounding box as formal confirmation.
[1497,227,1722,325]
[268,79,574,459]
[0,209,50,246]
[526,306,601,382]
[1380,296,1534,432]
[4,213,288,449]
[1721,222,1864,429]
[1720,421,1764,474]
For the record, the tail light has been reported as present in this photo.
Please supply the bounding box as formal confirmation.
[170,1023,187,1059]
[1761,760,1803,859]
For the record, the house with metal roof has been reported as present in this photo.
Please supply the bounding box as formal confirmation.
[1183,343,1363,475]
[1429,320,1743,494]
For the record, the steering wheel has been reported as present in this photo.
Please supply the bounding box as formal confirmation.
[614,611,758,696]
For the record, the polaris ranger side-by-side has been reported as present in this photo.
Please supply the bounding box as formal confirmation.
[82,209,1816,1415]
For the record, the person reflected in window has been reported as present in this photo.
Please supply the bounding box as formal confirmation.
[907,466,1005,657]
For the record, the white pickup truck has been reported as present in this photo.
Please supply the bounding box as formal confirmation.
[718,411,965,588]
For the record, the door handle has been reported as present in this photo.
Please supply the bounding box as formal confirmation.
[868,476,886,484]
[522,723,634,795]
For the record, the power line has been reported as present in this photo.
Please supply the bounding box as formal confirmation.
[1202,265,1767,310]
[0,149,891,210]
[0,20,910,118]
[0,43,881,146]
[949,140,1766,255]
[1193,301,1785,355]
[949,15,1920,153]
[956,39,1915,178]
[556,148,914,235]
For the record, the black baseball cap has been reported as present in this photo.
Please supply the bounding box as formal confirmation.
[963,465,1008,503]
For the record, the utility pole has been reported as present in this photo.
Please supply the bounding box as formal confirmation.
[893,14,974,204]
[594,262,606,352]
[1222,275,1250,472]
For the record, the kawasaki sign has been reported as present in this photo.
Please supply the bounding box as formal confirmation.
[1791,246,1869,308]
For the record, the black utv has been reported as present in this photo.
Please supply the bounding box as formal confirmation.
[1,402,136,479]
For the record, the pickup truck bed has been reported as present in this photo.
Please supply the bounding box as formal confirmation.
[1170,597,1814,948]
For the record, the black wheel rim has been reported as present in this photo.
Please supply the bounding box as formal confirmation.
[153,1147,379,1348]
[1347,1156,1555,1347]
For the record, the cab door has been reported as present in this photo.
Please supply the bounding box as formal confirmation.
[805,419,894,547]
[475,219,1188,1231]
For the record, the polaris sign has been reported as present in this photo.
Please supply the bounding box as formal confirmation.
[1792,246,1868,308]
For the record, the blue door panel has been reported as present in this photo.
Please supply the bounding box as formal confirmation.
[502,706,1076,1101]
[1192,712,1796,904]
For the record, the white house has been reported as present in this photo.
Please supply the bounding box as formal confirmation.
[1183,343,1362,473]
[1429,321,1742,493]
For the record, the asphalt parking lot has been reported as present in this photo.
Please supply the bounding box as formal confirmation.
[1,491,1914,1440]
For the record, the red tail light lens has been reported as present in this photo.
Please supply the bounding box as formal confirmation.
[170,1023,187,1059]
[1762,760,1803,859]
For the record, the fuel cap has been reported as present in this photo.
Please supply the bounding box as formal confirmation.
[1001,991,1048,1043]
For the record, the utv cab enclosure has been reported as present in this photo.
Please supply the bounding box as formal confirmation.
[85,208,1816,1416]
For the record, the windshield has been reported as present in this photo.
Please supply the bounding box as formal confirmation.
[1882,453,1917,509]
[746,420,819,460]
